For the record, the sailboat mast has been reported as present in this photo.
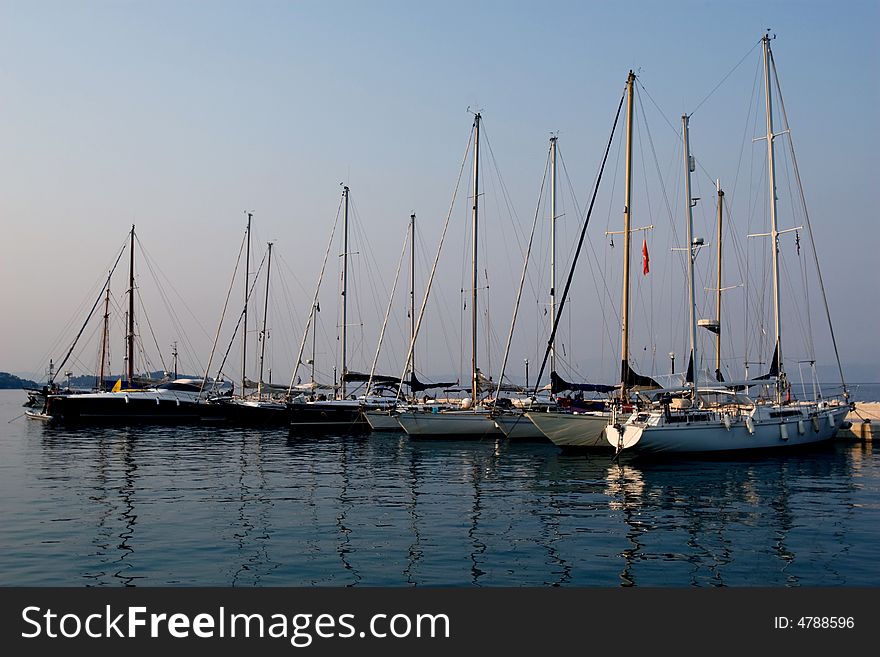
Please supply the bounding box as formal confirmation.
[682,115,699,399]
[549,135,557,374]
[311,306,317,385]
[242,212,252,398]
[99,288,110,389]
[341,185,350,399]
[762,34,785,402]
[471,113,481,404]
[127,224,135,386]
[619,72,635,402]
[715,180,724,377]
[410,213,416,377]
[258,242,273,400]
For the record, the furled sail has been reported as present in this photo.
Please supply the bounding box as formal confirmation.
[622,360,661,390]
[550,371,615,395]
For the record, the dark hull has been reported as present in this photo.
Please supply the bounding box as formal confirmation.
[202,399,291,427]
[44,395,208,425]
[288,403,369,434]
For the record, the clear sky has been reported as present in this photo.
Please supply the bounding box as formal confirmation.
[1,0,877,388]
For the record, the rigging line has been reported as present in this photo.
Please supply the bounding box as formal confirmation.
[493,142,550,402]
[51,242,128,382]
[367,220,409,394]
[577,124,625,359]
[212,249,268,393]
[773,53,846,394]
[135,286,168,375]
[533,85,627,394]
[690,38,763,118]
[778,132,816,362]
[350,200,402,367]
[134,237,202,373]
[136,238,214,344]
[35,272,105,375]
[481,124,526,252]
[394,119,474,403]
[634,78,679,139]
[558,142,620,368]
[287,195,344,394]
[200,226,247,394]
[637,87,685,279]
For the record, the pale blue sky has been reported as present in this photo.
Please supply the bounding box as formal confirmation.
[1,0,877,387]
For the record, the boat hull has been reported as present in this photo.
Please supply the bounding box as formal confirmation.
[203,398,291,426]
[396,410,500,439]
[364,410,403,432]
[288,401,368,434]
[492,412,548,441]
[525,411,612,449]
[606,404,850,454]
[43,392,209,424]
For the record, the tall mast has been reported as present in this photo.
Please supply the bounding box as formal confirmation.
[126,224,135,386]
[471,113,481,404]
[311,303,317,385]
[549,134,558,374]
[715,180,724,378]
[682,115,699,400]
[258,242,273,400]
[99,288,110,389]
[619,72,635,402]
[341,185,350,399]
[242,212,252,398]
[762,33,785,402]
[410,212,416,378]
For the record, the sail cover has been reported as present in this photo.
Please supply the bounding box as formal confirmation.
[622,360,661,390]
[410,372,458,394]
[551,371,616,395]
[753,344,780,381]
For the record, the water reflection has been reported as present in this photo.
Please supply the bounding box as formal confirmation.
[603,445,862,586]
[399,434,422,586]
[604,462,646,586]
[231,430,279,586]
[336,437,361,586]
[113,431,141,586]
[8,393,874,587]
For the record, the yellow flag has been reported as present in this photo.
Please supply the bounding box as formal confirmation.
[111,378,122,393]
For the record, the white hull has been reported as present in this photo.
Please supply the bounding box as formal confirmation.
[492,412,547,440]
[606,403,849,454]
[525,411,612,449]
[396,410,500,439]
[365,410,403,431]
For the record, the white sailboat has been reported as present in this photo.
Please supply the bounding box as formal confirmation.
[396,112,500,439]
[527,71,658,449]
[606,35,850,455]
[491,134,561,441]
[363,212,458,432]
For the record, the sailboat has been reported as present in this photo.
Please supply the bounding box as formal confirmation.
[364,212,458,432]
[207,216,290,426]
[526,71,659,449]
[491,134,568,441]
[606,35,850,455]
[286,185,395,433]
[396,112,501,439]
[38,225,229,423]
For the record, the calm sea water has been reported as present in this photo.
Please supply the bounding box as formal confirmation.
[1,387,878,587]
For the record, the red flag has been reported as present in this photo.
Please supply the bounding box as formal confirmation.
[642,238,650,275]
